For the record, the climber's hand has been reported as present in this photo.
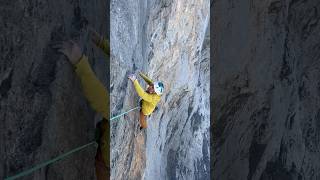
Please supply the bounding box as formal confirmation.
[128,74,137,82]
[89,27,102,46]
[52,40,83,65]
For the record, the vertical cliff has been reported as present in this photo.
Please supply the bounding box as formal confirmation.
[111,0,210,179]
[0,0,108,179]
[110,0,148,179]
[213,0,320,180]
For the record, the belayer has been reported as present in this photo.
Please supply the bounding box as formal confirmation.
[128,72,164,130]
[53,28,109,180]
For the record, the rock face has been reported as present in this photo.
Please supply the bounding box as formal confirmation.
[213,0,320,180]
[111,0,210,179]
[0,1,108,179]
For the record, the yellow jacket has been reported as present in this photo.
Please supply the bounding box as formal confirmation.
[74,38,109,168]
[75,57,109,119]
[97,37,110,56]
[133,73,161,116]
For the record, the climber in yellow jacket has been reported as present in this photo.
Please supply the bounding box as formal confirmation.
[53,28,109,180]
[128,72,164,129]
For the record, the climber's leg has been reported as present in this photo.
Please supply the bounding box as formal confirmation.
[95,121,102,143]
[139,100,147,129]
[95,119,109,179]
[95,149,109,180]
[139,110,147,129]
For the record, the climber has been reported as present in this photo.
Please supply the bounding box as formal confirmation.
[52,28,109,180]
[128,72,164,130]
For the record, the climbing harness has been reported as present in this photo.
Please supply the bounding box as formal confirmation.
[5,106,140,180]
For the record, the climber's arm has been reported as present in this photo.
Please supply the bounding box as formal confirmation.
[90,29,110,56]
[133,80,153,102]
[75,56,109,119]
[53,40,109,119]
[95,38,110,56]
[139,72,153,85]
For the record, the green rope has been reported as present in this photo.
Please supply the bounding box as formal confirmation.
[5,141,97,180]
[5,105,140,180]
[110,106,140,121]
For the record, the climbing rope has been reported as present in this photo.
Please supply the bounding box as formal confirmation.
[5,106,140,180]
[5,142,97,180]
[110,106,140,121]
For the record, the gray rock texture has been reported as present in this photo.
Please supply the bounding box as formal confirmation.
[111,0,210,179]
[0,1,108,179]
[212,0,320,180]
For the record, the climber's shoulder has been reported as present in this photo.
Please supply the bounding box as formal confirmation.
[152,94,161,102]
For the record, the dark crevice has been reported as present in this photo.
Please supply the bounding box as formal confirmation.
[214,93,253,146]
[0,68,13,99]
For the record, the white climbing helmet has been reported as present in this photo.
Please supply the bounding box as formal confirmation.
[153,81,164,95]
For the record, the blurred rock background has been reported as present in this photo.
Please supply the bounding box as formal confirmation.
[212,0,320,179]
[0,0,108,179]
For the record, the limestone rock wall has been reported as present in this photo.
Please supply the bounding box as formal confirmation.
[111,0,210,179]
